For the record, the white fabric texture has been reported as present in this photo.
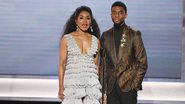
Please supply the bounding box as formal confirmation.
[62,34,102,104]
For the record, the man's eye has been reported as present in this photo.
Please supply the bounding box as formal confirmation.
[112,12,124,15]
[119,12,123,14]
[112,12,116,14]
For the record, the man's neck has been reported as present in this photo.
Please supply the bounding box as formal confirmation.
[113,22,125,29]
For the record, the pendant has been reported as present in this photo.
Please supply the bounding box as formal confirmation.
[121,43,125,47]
[120,33,126,48]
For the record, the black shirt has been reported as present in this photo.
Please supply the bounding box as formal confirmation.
[113,23,124,55]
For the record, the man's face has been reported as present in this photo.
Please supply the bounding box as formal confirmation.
[111,6,127,24]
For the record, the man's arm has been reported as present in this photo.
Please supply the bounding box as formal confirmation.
[133,31,148,90]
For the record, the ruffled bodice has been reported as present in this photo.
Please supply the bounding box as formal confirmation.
[62,34,102,104]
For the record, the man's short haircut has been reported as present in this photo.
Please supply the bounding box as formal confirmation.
[111,1,127,13]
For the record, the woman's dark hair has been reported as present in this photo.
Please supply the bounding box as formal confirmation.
[61,6,100,39]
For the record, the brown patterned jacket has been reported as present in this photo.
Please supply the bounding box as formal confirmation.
[99,24,148,94]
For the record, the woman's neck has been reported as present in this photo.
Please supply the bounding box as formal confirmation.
[76,30,89,37]
[74,31,89,37]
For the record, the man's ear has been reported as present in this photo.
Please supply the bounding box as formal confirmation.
[125,13,128,19]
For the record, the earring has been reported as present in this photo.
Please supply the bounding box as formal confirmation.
[76,25,79,31]
[90,26,93,32]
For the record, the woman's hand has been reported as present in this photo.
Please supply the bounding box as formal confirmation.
[100,93,107,104]
[58,89,64,101]
[103,94,107,104]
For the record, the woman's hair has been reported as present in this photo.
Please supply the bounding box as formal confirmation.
[61,6,100,39]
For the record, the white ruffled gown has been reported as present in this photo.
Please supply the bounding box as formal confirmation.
[62,34,102,104]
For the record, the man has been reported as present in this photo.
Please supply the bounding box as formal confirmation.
[99,1,148,104]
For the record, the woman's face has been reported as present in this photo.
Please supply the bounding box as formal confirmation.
[75,11,91,32]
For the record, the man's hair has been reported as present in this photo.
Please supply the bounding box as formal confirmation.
[111,1,127,13]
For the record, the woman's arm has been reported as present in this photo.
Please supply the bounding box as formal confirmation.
[58,36,67,101]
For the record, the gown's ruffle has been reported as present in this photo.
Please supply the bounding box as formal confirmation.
[62,96,100,104]
[62,69,102,104]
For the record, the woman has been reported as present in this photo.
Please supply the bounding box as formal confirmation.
[58,6,102,104]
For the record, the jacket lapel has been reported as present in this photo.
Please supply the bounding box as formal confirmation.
[108,25,129,64]
[109,28,118,64]
[117,25,129,62]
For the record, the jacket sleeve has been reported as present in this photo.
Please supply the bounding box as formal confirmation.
[99,32,107,94]
[133,31,148,90]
